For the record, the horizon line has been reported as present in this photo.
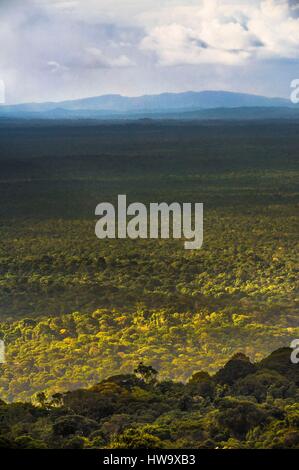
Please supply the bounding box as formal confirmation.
[3,88,288,107]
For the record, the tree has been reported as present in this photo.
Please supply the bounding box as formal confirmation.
[134,363,158,385]
[215,353,257,386]
[34,392,47,408]
[111,428,163,449]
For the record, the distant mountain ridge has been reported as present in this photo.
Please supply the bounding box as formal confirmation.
[0,90,296,120]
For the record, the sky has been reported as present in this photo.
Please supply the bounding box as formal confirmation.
[1,0,299,103]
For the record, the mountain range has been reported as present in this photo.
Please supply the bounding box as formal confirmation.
[0,90,298,120]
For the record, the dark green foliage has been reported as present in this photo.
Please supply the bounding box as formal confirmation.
[234,369,296,401]
[0,348,298,449]
[52,415,99,437]
[216,398,268,438]
[215,353,257,385]
[259,348,299,384]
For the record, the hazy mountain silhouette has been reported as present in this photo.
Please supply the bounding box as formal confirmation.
[0,90,296,120]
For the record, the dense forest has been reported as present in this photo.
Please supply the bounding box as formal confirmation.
[0,120,298,447]
[0,347,298,449]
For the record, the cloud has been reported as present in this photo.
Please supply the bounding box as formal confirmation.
[46,60,70,73]
[288,0,299,16]
[140,0,299,66]
[141,23,254,66]
[67,47,135,69]
[0,0,299,102]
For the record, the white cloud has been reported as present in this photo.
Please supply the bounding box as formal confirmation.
[47,61,69,73]
[69,47,135,69]
[249,0,299,59]
[140,0,299,66]
[141,23,252,66]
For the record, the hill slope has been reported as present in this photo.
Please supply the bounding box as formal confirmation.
[0,347,298,449]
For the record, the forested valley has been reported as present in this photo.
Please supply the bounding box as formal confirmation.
[0,120,298,448]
